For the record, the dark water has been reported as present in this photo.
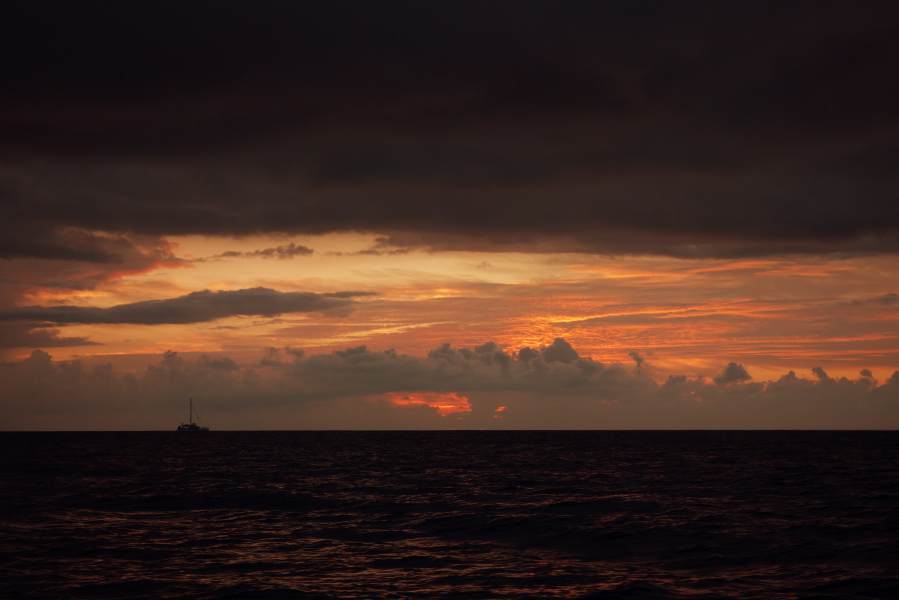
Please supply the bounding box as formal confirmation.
[2,431,898,600]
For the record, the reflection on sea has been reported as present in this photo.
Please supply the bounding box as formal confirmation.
[1,431,898,599]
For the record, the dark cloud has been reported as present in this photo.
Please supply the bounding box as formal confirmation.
[0,233,185,320]
[628,351,646,372]
[260,346,304,367]
[0,227,184,265]
[517,347,541,363]
[541,338,580,364]
[0,287,375,326]
[663,374,688,388]
[848,293,899,307]
[1,2,898,259]
[198,355,238,371]
[0,322,100,349]
[870,293,899,306]
[3,343,898,430]
[714,362,752,385]
[812,366,833,383]
[204,243,314,261]
[0,228,126,263]
[778,371,799,383]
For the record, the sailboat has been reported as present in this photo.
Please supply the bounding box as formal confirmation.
[177,397,210,432]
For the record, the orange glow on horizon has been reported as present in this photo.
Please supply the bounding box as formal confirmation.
[3,234,896,385]
[383,392,472,416]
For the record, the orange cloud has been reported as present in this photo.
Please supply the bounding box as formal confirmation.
[384,392,471,416]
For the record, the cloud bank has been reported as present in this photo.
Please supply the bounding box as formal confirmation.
[1,2,898,260]
[3,340,897,430]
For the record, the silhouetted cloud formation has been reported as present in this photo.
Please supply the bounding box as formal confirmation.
[714,362,752,385]
[0,323,100,349]
[812,366,833,383]
[628,351,646,372]
[2,2,898,260]
[0,287,375,325]
[3,341,898,430]
[539,338,581,364]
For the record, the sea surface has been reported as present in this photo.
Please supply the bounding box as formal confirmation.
[1,431,898,600]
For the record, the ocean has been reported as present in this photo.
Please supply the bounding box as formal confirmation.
[1,431,897,599]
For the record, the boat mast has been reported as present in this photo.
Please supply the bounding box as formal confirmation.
[189,396,192,424]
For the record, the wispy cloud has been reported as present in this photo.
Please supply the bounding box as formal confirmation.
[0,287,377,325]
[197,242,314,262]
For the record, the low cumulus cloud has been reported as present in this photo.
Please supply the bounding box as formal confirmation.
[2,340,898,430]
[0,287,377,326]
[260,346,305,367]
[714,362,752,385]
[812,366,833,383]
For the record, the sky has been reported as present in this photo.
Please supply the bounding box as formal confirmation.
[2,1,898,430]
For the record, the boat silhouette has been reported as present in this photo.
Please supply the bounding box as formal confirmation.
[177,397,209,432]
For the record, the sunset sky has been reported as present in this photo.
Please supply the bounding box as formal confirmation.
[2,1,898,429]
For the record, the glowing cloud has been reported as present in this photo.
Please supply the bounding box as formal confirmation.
[385,392,472,417]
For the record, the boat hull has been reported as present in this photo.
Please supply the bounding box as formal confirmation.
[177,424,209,432]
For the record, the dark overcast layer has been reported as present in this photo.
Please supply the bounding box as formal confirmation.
[3,1,898,260]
